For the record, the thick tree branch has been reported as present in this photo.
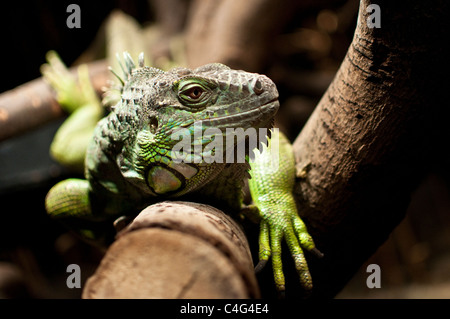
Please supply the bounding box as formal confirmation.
[292,0,449,298]
[82,202,259,298]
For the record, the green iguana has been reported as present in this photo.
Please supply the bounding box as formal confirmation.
[44,52,321,295]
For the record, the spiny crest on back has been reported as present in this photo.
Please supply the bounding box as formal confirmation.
[102,52,164,107]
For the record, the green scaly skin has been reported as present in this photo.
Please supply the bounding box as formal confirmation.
[44,52,320,294]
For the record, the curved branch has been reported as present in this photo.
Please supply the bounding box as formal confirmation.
[292,0,449,298]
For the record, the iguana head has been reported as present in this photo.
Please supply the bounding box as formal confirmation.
[110,53,279,197]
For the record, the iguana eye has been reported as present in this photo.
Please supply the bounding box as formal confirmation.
[175,77,217,107]
[178,83,209,105]
[183,86,204,101]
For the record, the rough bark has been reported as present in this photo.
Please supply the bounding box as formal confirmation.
[292,0,449,298]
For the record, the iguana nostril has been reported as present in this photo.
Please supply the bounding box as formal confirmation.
[253,78,264,95]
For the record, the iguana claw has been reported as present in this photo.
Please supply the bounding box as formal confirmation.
[254,207,317,293]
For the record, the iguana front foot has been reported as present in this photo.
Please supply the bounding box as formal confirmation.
[45,179,114,245]
[247,203,319,294]
[247,130,322,295]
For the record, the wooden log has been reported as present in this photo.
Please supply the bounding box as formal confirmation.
[82,201,260,299]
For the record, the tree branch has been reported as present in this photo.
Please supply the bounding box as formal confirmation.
[292,0,449,298]
[82,201,259,298]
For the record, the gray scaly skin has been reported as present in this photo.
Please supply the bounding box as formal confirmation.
[45,53,320,294]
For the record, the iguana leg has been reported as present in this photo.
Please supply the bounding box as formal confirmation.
[45,179,92,218]
[247,129,321,293]
[45,178,113,244]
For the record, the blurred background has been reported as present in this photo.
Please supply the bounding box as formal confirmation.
[0,0,449,298]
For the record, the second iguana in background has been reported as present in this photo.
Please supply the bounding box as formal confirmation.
[44,52,321,295]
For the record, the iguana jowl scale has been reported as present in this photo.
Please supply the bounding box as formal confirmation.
[45,52,319,294]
